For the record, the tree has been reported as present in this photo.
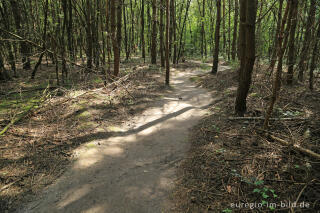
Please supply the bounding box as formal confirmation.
[151,0,158,64]
[286,0,298,85]
[264,0,291,128]
[234,0,257,116]
[212,0,221,74]
[165,0,170,85]
[297,0,316,82]
[111,0,120,77]
[309,17,320,90]
[231,0,238,60]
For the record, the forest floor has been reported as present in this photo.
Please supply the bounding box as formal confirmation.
[0,59,215,212]
[0,59,319,213]
[173,60,320,212]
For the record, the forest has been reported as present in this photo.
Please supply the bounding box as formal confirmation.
[0,0,319,212]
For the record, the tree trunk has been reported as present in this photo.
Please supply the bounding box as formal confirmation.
[151,0,157,64]
[286,0,298,85]
[160,0,165,67]
[212,0,221,74]
[268,0,283,74]
[165,0,170,85]
[264,0,291,128]
[234,0,257,116]
[231,0,239,60]
[141,0,146,62]
[111,0,120,77]
[31,0,49,79]
[297,0,316,82]
[309,18,320,90]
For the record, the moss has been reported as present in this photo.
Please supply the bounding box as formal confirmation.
[78,121,96,130]
[199,64,211,71]
[189,76,201,82]
[107,126,122,132]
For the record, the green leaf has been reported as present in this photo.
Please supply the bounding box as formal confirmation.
[269,206,275,211]
[261,200,268,206]
[254,180,264,186]
[222,209,232,213]
[253,188,261,193]
[262,193,269,199]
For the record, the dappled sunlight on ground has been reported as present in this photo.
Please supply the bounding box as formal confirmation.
[18,67,216,213]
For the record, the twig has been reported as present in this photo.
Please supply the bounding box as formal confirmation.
[269,135,320,160]
[0,179,20,192]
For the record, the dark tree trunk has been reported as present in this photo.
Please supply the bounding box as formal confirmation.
[264,0,291,128]
[231,0,239,60]
[212,0,221,74]
[286,0,298,85]
[111,0,120,77]
[234,0,257,116]
[268,0,283,73]
[297,0,316,82]
[31,0,49,79]
[141,0,146,62]
[165,0,170,85]
[160,0,165,67]
[309,18,320,90]
[151,0,157,64]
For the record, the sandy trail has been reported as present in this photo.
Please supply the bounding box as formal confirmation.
[19,69,215,213]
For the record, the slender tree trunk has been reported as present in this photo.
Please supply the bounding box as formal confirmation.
[141,0,146,62]
[286,0,298,85]
[177,0,191,62]
[165,0,170,85]
[297,0,316,82]
[264,0,291,128]
[86,0,93,70]
[231,0,239,60]
[111,0,120,76]
[151,0,157,64]
[222,0,226,54]
[309,18,320,90]
[268,0,283,74]
[160,0,165,67]
[123,1,129,60]
[31,0,49,79]
[172,0,177,63]
[212,0,221,74]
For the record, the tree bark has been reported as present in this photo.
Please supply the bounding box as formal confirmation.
[212,0,221,74]
[309,18,320,90]
[165,0,170,85]
[286,0,298,85]
[297,0,316,82]
[151,0,157,64]
[231,0,239,60]
[234,0,257,116]
[160,0,165,67]
[141,0,146,62]
[111,0,120,77]
[264,0,291,128]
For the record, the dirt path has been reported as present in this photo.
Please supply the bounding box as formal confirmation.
[18,68,216,213]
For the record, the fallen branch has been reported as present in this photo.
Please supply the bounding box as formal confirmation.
[0,87,51,136]
[270,134,320,160]
[228,117,307,121]
[0,179,21,192]
[0,105,35,136]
